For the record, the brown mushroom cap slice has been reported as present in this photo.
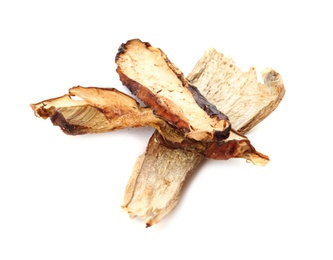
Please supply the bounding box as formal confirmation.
[116,39,231,142]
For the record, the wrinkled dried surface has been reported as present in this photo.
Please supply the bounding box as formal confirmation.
[116,39,230,142]
[123,48,285,227]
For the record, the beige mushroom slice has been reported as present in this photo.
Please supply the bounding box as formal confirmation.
[116,39,231,142]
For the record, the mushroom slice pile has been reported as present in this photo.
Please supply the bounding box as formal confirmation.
[30,39,285,226]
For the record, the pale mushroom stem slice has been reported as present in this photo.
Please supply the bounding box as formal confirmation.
[123,49,285,227]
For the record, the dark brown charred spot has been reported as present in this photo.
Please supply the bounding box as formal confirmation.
[50,111,87,135]
[154,130,202,150]
[116,39,153,63]
[213,127,231,141]
[203,139,253,160]
[115,43,125,62]
[187,84,229,122]
[206,140,239,160]
[187,84,231,140]
[33,104,55,119]
[143,41,152,49]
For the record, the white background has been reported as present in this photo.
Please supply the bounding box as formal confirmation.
[1,0,332,259]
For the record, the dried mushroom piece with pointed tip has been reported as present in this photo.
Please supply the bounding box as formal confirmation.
[122,48,284,226]
[30,86,184,142]
[115,39,231,142]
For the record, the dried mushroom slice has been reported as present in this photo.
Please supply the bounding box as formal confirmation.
[123,131,204,227]
[116,39,231,142]
[187,48,285,134]
[30,86,183,142]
